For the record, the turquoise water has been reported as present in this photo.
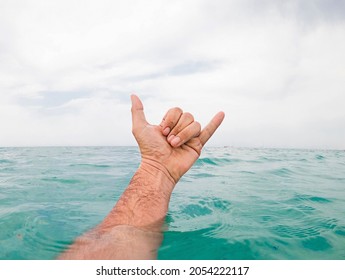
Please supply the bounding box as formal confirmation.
[0,146,344,260]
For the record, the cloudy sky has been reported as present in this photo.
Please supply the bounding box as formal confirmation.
[0,0,344,149]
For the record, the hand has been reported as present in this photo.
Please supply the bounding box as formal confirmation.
[131,95,225,183]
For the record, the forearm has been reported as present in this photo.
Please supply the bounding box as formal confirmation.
[99,160,176,231]
[58,161,175,259]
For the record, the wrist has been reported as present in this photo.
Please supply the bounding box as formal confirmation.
[139,158,176,190]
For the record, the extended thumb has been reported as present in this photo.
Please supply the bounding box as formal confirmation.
[130,94,147,128]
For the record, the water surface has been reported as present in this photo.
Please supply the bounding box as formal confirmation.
[0,147,344,259]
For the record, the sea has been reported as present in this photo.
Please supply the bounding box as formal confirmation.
[0,146,344,260]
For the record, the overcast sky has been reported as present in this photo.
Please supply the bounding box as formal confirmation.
[0,0,344,149]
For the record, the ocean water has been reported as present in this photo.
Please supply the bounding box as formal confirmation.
[0,146,344,260]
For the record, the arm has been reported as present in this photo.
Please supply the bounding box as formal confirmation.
[58,95,224,259]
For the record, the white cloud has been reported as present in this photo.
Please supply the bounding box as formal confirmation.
[0,0,344,149]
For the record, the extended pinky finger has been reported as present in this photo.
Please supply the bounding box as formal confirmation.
[199,111,225,146]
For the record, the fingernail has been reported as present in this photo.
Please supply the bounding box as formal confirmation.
[167,134,175,142]
[163,127,170,136]
[171,136,181,147]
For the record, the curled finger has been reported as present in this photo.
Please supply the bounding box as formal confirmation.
[169,121,201,147]
[160,107,183,136]
[167,112,194,140]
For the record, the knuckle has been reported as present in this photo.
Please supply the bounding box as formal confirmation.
[167,120,175,127]
[194,121,201,130]
[177,130,187,139]
[183,112,194,122]
[194,137,202,147]
[196,140,203,152]
[173,107,183,114]
[168,107,183,115]
[169,127,179,137]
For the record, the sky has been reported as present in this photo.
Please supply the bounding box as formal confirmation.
[0,0,344,149]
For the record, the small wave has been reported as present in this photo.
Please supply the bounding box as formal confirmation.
[208,198,231,212]
[41,177,81,184]
[296,204,316,212]
[196,158,217,166]
[69,163,112,168]
[309,196,332,203]
[0,159,14,164]
[240,170,256,175]
[271,217,338,239]
[193,197,231,212]
[258,156,284,162]
[204,222,235,239]
[334,226,345,236]
[270,167,294,176]
[180,204,213,218]
[190,172,216,178]
[196,157,236,166]
[272,224,321,238]
[315,155,325,160]
[176,197,231,220]
[293,194,332,204]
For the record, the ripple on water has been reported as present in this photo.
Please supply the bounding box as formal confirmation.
[0,211,69,259]
[181,204,213,218]
[69,163,112,168]
[18,214,71,257]
[272,224,321,238]
[292,193,333,204]
[334,226,345,237]
[269,167,294,177]
[315,154,325,160]
[195,158,217,166]
[168,197,232,233]
[189,172,216,179]
[179,197,232,214]
[195,157,235,167]
[204,222,235,239]
[209,198,232,212]
[159,227,256,260]
[41,177,82,184]
[0,159,15,164]
[271,217,338,240]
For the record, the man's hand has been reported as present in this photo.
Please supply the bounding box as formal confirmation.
[131,94,225,183]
